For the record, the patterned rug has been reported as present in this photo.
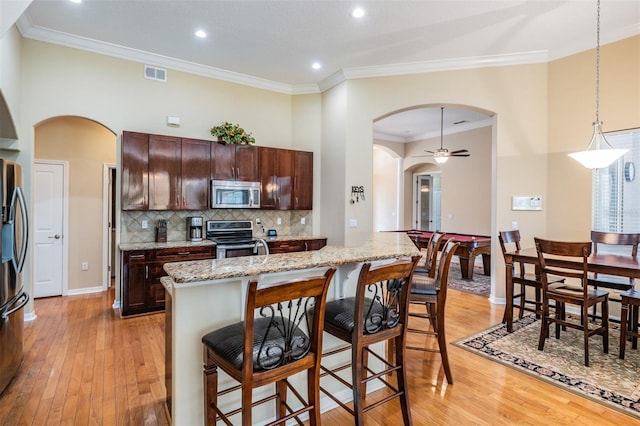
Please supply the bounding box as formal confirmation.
[453,315,640,419]
[447,264,490,296]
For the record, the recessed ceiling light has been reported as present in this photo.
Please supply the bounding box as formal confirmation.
[68,0,82,4]
[351,8,365,19]
[194,29,207,39]
[311,62,322,70]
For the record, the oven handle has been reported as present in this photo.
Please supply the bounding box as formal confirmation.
[216,243,258,250]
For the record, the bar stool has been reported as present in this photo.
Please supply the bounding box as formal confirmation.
[407,238,460,384]
[316,255,421,426]
[619,288,640,359]
[201,268,335,426]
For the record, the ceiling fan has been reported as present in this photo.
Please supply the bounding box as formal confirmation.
[417,107,469,164]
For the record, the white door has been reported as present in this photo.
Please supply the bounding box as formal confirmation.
[34,161,66,298]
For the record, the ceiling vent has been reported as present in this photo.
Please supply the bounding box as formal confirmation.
[144,65,167,82]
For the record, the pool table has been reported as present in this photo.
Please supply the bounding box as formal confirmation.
[406,230,491,281]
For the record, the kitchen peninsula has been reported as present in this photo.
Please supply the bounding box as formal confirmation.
[161,232,420,425]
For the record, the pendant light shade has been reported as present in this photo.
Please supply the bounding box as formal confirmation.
[568,0,627,169]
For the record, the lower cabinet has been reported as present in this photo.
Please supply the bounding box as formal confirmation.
[267,238,327,254]
[121,246,216,316]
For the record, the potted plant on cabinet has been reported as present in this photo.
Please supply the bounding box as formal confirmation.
[210,122,256,145]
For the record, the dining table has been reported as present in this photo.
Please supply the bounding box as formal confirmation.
[503,247,640,332]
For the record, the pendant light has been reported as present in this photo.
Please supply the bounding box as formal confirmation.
[568,0,627,169]
[434,107,448,164]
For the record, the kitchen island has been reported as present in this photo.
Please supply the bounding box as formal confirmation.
[161,232,420,425]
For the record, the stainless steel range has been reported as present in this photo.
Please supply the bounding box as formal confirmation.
[206,220,269,259]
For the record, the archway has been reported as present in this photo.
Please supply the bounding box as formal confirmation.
[33,116,116,299]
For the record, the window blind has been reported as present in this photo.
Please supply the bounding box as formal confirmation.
[592,128,640,253]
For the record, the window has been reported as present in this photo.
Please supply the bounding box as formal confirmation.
[592,128,640,252]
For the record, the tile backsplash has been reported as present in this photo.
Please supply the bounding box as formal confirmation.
[120,209,312,243]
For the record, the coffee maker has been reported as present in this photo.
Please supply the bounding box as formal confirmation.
[187,217,203,242]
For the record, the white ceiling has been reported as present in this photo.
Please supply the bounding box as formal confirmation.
[12,0,640,141]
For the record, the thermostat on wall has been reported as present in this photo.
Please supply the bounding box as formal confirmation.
[512,196,542,211]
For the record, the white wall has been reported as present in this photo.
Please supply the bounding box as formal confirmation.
[372,145,401,232]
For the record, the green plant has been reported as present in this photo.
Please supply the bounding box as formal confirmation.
[210,122,256,145]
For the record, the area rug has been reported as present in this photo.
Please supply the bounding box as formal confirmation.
[446,264,490,296]
[453,315,640,419]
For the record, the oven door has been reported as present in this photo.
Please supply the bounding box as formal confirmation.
[216,243,257,259]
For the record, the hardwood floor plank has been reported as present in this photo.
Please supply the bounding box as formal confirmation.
[0,285,637,425]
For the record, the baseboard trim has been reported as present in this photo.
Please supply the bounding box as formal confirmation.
[66,286,104,296]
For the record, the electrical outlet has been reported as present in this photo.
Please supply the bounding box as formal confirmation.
[141,220,148,229]
[511,221,518,230]
[301,217,306,225]
[255,218,261,225]
[277,217,282,225]
[349,219,358,228]
[81,262,89,271]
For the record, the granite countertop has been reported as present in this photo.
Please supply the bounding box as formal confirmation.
[163,232,420,287]
[119,235,327,251]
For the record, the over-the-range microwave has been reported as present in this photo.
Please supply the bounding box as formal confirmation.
[211,180,261,209]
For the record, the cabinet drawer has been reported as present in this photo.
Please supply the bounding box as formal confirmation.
[124,251,149,263]
[154,246,216,262]
[305,238,327,251]
[267,241,306,254]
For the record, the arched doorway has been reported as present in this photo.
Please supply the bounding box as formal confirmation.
[33,116,116,298]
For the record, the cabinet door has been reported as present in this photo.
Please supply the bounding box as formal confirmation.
[147,262,167,310]
[148,135,182,210]
[181,138,211,210]
[259,147,278,209]
[293,151,313,210]
[276,149,294,210]
[122,251,148,316]
[121,131,149,211]
[235,145,259,181]
[211,143,236,180]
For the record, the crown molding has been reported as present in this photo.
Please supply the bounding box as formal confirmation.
[16,14,639,96]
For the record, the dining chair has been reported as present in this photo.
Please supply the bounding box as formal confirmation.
[588,231,640,320]
[499,230,565,323]
[407,238,460,384]
[317,255,421,426]
[534,238,609,367]
[201,268,335,426]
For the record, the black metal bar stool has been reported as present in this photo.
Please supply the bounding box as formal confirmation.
[201,268,335,426]
[315,255,421,426]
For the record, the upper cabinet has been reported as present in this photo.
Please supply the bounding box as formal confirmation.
[259,148,312,210]
[122,132,210,211]
[293,150,313,210]
[211,143,259,182]
[121,131,149,211]
[122,131,312,211]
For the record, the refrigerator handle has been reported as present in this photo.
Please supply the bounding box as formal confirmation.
[1,291,29,319]
[12,187,29,273]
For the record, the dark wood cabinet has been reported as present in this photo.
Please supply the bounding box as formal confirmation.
[181,138,211,210]
[259,147,293,210]
[122,132,211,211]
[148,134,182,210]
[293,151,313,210]
[211,143,259,182]
[121,246,216,316]
[266,237,326,254]
[121,132,149,211]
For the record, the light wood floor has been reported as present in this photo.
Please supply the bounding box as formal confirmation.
[0,286,634,425]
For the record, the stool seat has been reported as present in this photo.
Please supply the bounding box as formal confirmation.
[202,317,310,372]
[411,275,438,296]
[323,297,384,334]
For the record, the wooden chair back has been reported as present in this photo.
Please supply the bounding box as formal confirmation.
[590,231,640,257]
[499,230,526,277]
[242,268,336,377]
[353,256,421,337]
[434,238,461,303]
[426,231,446,278]
[534,238,591,296]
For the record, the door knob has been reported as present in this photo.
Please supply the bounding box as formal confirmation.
[48,234,61,239]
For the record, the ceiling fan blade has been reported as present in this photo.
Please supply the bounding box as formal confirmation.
[451,153,470,157]
[424,150,435,154]
[449,149,469,155]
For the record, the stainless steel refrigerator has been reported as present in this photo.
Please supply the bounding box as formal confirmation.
[0,159,28,395]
